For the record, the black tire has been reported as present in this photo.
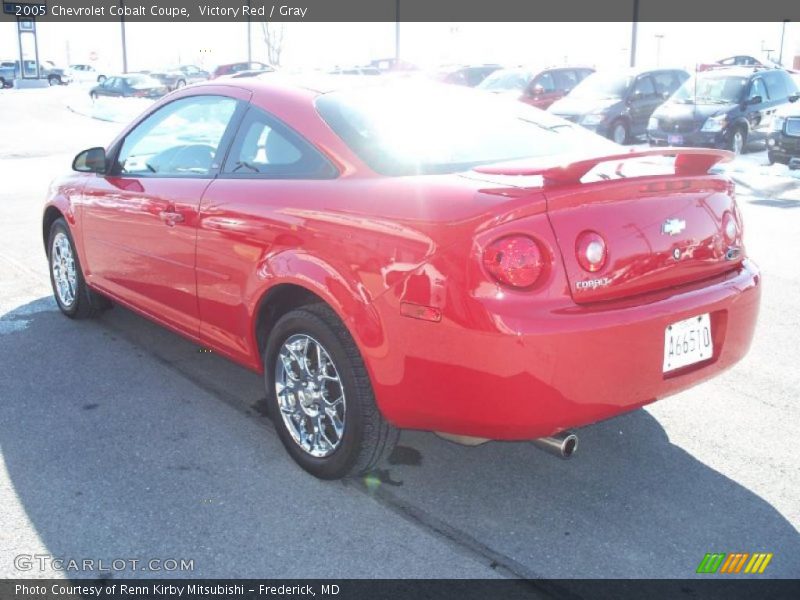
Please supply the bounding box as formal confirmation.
[97,75,106,84]
[264,304,399,479]
[48,75,60,86]
[90,92,98,100]
[47,218,109,319]
[175,79,186,89]
[610,119,629,145]
[767,151,776,165]
[729,126,747,155]
[0,77,6,89]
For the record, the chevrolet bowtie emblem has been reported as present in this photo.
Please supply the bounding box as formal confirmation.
[662,218,686,236]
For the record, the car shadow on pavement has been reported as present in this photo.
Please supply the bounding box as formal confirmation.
[1,297,798,579]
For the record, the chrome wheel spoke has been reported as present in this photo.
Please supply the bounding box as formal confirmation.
[275,334,346,458]
[51,232,77,308]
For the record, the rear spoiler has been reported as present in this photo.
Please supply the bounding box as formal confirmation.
[473,148,734,187]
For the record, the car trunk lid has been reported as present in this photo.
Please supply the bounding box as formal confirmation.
[473,148,743,303]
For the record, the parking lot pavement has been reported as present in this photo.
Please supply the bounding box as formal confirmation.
[1,88,799,580]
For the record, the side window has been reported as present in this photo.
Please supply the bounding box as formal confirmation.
[653,72,680,96]
[112,78,125,90]
[533,72,556,92]
[633,76,656,97]
[749,78,769,101]
[116,95,238,177]
[553,70,579,92]
[763,71,788,101]
[222,107,336,179]
[577,69,593,82]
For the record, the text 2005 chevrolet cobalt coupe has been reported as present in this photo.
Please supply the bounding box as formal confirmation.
[43,77,760,478]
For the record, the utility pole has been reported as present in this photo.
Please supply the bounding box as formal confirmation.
[630,0,639,67]
[779,20,789,65]
[120,0,128,73]
[395,0,400,63]
[246,0,252,62]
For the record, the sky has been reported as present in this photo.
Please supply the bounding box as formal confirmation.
[1,21,799,73]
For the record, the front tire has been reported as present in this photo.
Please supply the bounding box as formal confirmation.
[610,119,629,145]
[729,127,747,155]
[48,218,108,319]
[264,304,398,479]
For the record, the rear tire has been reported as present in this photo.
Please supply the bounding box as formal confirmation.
[48,75,60,86]
[47,218,109,319]
[264,304,398,479]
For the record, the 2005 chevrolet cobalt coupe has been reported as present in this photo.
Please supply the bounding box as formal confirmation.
[43,77,760,478]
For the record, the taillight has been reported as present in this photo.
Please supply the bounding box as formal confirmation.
[722,211,738,243]
[483,235,544,288]
[575,231,607,272]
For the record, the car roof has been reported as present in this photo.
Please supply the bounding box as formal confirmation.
[698,66,781,78]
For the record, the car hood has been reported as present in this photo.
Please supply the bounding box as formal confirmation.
[548,96,622,116]
[775,101,800,118]
[653,101,736,121]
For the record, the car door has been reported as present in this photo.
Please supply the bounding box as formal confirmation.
[526,71,560,109]
[195,105,337,364]
[744,76,771,141]
[78,91,248,337]
[628,74,661,135]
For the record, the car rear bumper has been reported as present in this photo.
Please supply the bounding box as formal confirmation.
[370,260,760,440]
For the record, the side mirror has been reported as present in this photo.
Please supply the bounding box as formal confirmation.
[72,147,107,174]
[789,93,800,103]
[747,95,763,105]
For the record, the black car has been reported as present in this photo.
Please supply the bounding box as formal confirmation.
[548,68,689,144]
[89,74,168,99]
[648,67,800,154]
[767,96,800,168]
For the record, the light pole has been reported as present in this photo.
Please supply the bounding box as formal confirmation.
[630,0,639,67]
[395,0,400,63]
[246,0,252,63]
[120,0,128,73]
[779,20,789,65]
[655,34,664,67]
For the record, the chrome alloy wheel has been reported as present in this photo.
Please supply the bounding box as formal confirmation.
[275,334,346,458]
[732,130,744,155]
[51,232,77,308]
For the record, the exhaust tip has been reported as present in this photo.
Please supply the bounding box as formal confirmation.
[532,431,579,459]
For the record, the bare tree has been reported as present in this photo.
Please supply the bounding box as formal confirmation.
[260,22,285,67]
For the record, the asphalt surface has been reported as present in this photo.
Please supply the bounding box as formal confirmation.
[0,87,798,582]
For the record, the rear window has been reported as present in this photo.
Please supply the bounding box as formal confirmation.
[316,82,616,176]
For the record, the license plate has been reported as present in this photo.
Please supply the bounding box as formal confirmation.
[667,134,684,145]
[663,314,713,373]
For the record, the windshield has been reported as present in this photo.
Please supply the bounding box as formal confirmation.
[569,73,631,99]
[316,82,616,176]
[477,69,532,93]
[672,75,747,104]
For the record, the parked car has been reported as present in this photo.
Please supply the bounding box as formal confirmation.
[0,62,14,88]
[368,58,418,73]
[328,66,382,76]
[45,78,759,479]
[478,65,594,109]
[0,59,71,86]
[89,74,168,99]
[211,61,273,79]
[548,68,689,143]
[767,95,800,168]
[68,64,109,84]
[148,65,210,90]
[648,67,800,154]
[431,64,502,87]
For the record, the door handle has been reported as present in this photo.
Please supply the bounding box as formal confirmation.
[159,210,184,225]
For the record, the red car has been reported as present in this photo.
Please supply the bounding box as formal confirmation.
[478,66,595,109]
[44,78,760,479]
